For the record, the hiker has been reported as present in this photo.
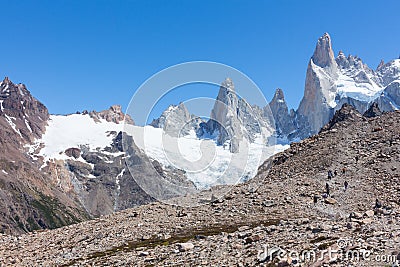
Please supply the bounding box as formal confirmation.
[342,167,346,174]
[313,195,318,204]
[344,181,348,191]
[326,183,330,196]
[375,198,382,209]
[328,170,333,180]
[334,170,338,176]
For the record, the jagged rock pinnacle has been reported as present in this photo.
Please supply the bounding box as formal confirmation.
[2,77,11,84]
[312,32,336,68]
[272,88,285,101]
[376,59,385,71]
[269,88,296,136]
[221,77,234,92]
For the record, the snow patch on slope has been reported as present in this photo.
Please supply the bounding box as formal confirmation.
[336,73,382,103]
[35,114,123,161]
[127,125,288,189]
[32,114,288,189]
[4,114,22,138]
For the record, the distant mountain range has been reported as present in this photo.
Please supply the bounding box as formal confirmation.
[0,32,399,234]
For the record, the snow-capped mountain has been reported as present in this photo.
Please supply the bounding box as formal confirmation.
[144,78,287,188]
[294,33,400,139]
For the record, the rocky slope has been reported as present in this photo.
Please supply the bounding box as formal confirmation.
[1,104,399,266]
[0,77,90,234]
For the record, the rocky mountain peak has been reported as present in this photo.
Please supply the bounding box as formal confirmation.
[377,59,400,86]
[207,78,244,152]
[377,59,385,71]
[2,76,10,85]
[296,33,340,138]
[89,105,134,124]
[269,88,296,137]
[0,77,49,144]
[220,77,234,92]
[312,32,336,68]
[214,78,237,107]
[150,102,198,137]
[271,88,284,101]
[320,103,362,132]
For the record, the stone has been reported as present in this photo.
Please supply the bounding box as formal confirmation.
[362,218,374,224]
[364,210,374,217]
[139,251,149,257]
[64,147,81,159]
[324,198,337,205]
[244,234,261,244]
[363,102,382,118]
[351,212,363,219]
[177,242,194,252]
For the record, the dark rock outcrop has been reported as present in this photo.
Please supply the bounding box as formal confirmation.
[363,102,383,118]
[268,88,296,137]
[320,103,362,132]
[89,105,134,124]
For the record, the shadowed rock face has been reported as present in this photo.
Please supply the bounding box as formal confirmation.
[363,102,383,118]
[268,88,296,137]
[57,131,194,217]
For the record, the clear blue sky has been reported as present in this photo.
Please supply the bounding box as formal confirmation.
[1,0,399,123]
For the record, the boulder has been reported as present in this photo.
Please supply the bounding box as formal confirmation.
[65,147,81,159]
[324,198,337,205]
[177,242,194,252]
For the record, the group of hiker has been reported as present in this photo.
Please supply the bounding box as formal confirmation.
[313,168,349,204]
[312,155,384,210]
[326,169,349,192]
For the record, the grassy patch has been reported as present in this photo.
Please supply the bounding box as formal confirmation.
[61,218,281,266]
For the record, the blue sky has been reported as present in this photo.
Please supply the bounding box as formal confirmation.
[1,0,399,124]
